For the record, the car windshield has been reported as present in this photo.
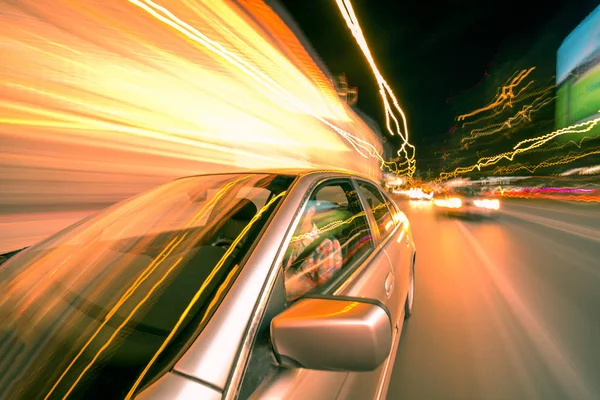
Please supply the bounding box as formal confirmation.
[0,173,295,399]
[452,187,477,197]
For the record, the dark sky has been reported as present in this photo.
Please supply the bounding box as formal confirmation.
[278,0,598,165]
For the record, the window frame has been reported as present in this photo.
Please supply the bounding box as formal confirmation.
[379,187,404,222]
[353,178,399,244]
[281,177,378,302]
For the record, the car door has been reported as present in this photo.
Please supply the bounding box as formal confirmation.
[333,179,403,400]
[353,179,407,321]
[380,188,413,299]
[235,177,394,400]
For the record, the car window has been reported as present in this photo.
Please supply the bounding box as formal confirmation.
[452,187,476,197]
[356,181,396,239]
[0,173,295,399]
[282,179,375,302]
[315,185,349,206]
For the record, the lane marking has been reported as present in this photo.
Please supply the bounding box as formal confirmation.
[500,219,600,280]
[456,221,595,400]
[506,202,600,220]
[501,208,600,244]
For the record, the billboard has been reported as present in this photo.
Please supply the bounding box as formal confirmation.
[555,4,600,134]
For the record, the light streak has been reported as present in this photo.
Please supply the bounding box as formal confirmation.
[439,116,600,180]
[334,0,416,177]
[462,93,555,142]
[491,148,600,174]
[561,165,600,175]
[507,193,600,202]
[291,211,366,243]
[64,256,186,399]
[473,199,500,210]
[407,188,433,200]
[0,0,396,253]
[434,197,462,209]
[127,0,391,169]
[290,202,388,243]
[457,67,536,122]
[495,187,600,203]
[124,190,288,399]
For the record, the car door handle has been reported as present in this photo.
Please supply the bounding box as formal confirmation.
[385,272,394,297]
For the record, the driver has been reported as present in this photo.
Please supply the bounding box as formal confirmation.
[284,204,342,301]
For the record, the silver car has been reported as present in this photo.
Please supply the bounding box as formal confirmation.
[0,169,416,400]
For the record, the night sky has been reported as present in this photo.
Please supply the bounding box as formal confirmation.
[278,0,599,173]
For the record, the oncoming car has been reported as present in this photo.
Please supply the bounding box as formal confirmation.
[434,186,500,218]
[0,169,416,400]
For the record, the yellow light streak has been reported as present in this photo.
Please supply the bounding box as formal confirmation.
[124,190,288,399]
[462,93,555,142]
[0,0,394,255]
[290,202,388,243]
[127,0,394,172]
[457,67,536,122]
[439,116,600,180]
[47,176,248,399]
[492,148,600,174]
[62,256,186,399]
[459,80,555,129]
[334,0,416,177]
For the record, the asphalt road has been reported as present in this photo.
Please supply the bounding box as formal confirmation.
[387,199,600,400]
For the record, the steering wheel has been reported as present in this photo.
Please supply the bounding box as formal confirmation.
[212,238,236,250]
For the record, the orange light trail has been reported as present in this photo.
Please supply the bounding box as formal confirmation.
[0,0,392,253]
[127,0,389,166]
[501,192,600,203]
[335,0,416,177]
[462,92,555,142]
[457,67,536,122]
[492,148,600,174]
[459,79,556,130]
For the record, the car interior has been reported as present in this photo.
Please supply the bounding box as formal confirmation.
[209,197,258,249]
[44,194,281,399]
[285,189,374,299]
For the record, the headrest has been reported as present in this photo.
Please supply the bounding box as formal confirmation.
[307,200,338,213]
[231,198,258,221]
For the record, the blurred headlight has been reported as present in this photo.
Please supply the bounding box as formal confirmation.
[448,197,462,208]
[434,197,462,208]
[474,199,500,210]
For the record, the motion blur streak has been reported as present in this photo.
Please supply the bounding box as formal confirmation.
[463,91,555,141]
[335,0,417,176]
[0,0,386,253]
[440,116,600,180]
[128,0,387,163]
[457,67,536,122]
[456,222,594,400]
[492,148,600,174]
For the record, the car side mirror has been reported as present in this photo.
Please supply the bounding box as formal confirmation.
[270,296,393,372]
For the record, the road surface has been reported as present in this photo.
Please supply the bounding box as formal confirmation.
[387,198,600,400]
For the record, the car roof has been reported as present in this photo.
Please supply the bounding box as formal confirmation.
[175,167,373,181]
